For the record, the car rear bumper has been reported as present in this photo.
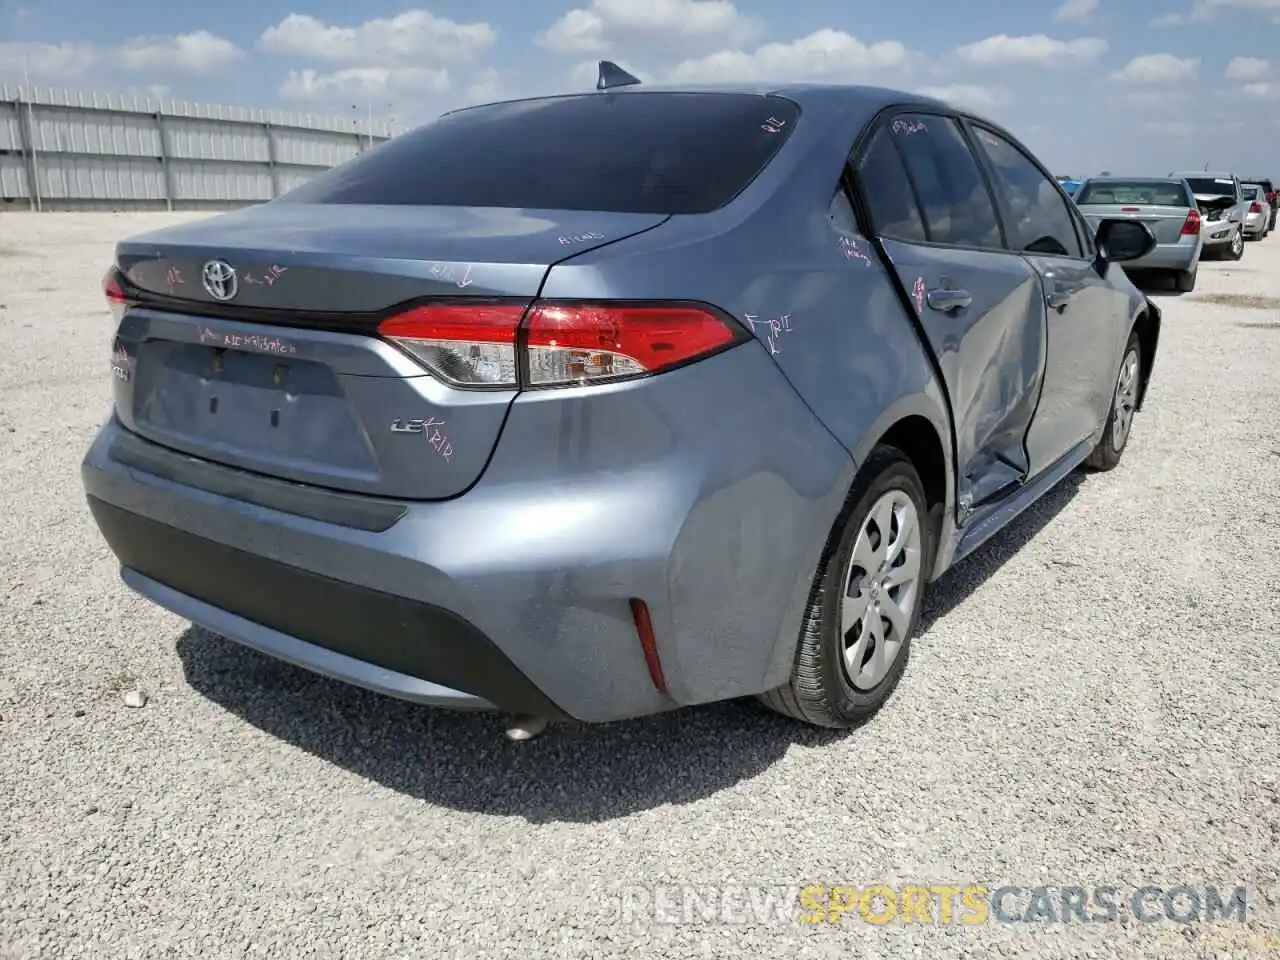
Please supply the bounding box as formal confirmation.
[82,345,853,723]
[1124,240,1200,272]
[1244,213,1267,235]
[91,497,535,713]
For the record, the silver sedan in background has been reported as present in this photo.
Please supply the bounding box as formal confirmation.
[1074,176,1203,292]
[1172,171,1247,261]
[1241,183,1270,240]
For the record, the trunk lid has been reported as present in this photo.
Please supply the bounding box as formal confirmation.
[111,203,668,500]
[1193,194,1236,224]
[1077,202,1193,243]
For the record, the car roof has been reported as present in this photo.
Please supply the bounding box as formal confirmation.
[444,81,965,125]
[1082,175,1186,182]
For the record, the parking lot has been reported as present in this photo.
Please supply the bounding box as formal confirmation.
[1,211,1277,958]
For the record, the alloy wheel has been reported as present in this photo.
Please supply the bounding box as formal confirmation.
[840,490,922,691]
[1111,347,1140,451]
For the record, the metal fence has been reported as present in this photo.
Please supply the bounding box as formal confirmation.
[0,85,394,211]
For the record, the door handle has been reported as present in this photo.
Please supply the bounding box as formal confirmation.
[926,288,972,312]
[1046,289,1071,312]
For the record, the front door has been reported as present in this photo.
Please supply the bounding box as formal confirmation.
[852,112,1048,513]
[966,122,1127,472]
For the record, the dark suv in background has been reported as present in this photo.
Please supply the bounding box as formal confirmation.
[1246,177,1278,230]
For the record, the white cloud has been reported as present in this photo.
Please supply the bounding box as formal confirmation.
[0,41,99,82]
[955,34,1108,65]
[259,11,495,66]
[1150,11,1186,25]
[1141,119,1194,136]
[1121,89,1186,109]
[1193,0,1280,13]
[537,0,759,54]
[115,31,243,75]
[465,68,505,104]
[1242,81,1278,97]
[668,28,909,82]
[1111,52,1199,83]
[1225,56,1270,80]
[1053,0,1099,22]
[914,84,1003,111]
[280,66,451,100]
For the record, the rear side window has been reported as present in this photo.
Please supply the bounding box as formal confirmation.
[1076,180,1191,207]
[1184,176,1237,198]
[276,93,801,215]
[887,113,1003,249]
[971,125,1083,258]
[854,127,927,242]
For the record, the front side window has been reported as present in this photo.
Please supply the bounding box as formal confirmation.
[971,126,1083,258]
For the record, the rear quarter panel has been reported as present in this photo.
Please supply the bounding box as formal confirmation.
[539,107,955,694]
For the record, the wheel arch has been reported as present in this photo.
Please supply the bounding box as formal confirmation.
[846,393,957,582]
[757,392,958,693]
[1130,297,1161,411]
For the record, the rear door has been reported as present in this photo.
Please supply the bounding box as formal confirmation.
[853,111,1046,513]
[966,122,1131,469]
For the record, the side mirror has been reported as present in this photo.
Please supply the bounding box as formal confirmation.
[1094,218,1157,263]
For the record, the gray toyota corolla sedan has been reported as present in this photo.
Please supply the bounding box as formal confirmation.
[83,66,1161,731]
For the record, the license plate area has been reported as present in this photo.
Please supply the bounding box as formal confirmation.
[132,341,377,471]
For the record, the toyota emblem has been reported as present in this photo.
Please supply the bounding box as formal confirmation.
[201,260,238,301]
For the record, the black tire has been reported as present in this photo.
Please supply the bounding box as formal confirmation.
[1174,267,1196,293]
[1226,228,1245,260]
[759,446,934,729]
[1085,329,1142,472]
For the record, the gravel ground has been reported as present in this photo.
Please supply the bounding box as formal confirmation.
[1,211,1278,960]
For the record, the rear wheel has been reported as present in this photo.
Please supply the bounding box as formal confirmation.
[1174,267,1196,293]
[1227,228,1245,260]
[759,446,933,729]
[1085,330,1141,472]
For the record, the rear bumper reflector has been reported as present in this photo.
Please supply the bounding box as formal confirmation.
[629,598,668,695]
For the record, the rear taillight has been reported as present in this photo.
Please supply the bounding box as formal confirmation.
[378,302,524,388]
[1181,209,1201,235]
[1250,201,1264,214]
[378,301,745,390]
[103,266,131,325]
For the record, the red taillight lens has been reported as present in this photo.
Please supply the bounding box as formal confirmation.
[1181,209,1201,235]
[103,266,130,324]
[1250,201,1264,214]
[377,300,743,390]
[378,302,525,388]
[523,303,741,387]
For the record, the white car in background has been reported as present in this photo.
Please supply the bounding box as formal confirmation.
[1170,171,1246,260]
[1240,183,1270,240]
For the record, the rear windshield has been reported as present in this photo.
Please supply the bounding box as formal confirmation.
[277,92,801,215]
[1241,184,1263,198]
[1183,176,1236,197]
[1076,180,1190,206]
